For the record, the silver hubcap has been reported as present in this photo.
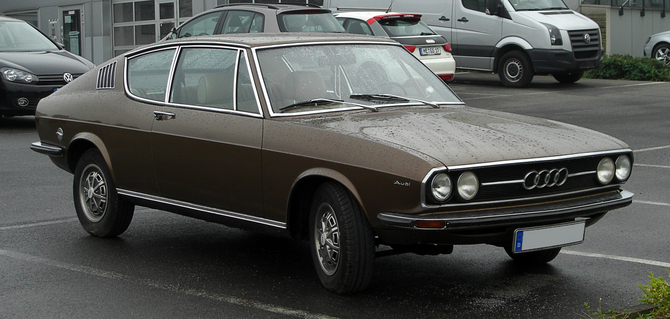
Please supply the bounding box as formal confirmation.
[655,48,670,65]
[79,164,108,222]
[314,203,340,276]
[504,58,523,82]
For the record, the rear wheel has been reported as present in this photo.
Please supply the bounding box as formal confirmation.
[505,246,561,264]
[73,149,134,237]
[553,71,584,84]
[498,51,534,88]
[309,182,375,294]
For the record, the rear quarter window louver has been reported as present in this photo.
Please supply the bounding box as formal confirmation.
[96,61,117,89]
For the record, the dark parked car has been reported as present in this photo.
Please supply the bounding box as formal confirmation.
[164,3,344,40]
[32,33,633,294]
[0,16,94,119]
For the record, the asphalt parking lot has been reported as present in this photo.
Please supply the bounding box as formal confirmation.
[1,73,668,318]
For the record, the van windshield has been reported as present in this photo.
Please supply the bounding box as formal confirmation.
[509,0,569,11]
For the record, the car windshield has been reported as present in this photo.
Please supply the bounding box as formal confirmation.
[257,43,462,115]
[510,0,569,11]
[278,12,346,32]
[378,18,436,37]
[0,21,59,52]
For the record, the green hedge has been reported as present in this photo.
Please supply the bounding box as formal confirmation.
[584,55,670,82]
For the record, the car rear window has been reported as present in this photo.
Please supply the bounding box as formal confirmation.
[377,18,435,37]
[278,12,345,32]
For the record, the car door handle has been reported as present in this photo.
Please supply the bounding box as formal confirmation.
[457,17,469,22]
[439,16,450,21]
[154,111,176,121]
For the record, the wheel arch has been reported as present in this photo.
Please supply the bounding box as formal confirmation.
[286,168,364,240]
[653,41,670,53]
[67,133,113,177]
[493,40,533,73]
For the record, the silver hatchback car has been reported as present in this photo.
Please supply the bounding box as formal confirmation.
[644,30,670,65]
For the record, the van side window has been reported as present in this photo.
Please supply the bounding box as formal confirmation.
[462,0,487,13]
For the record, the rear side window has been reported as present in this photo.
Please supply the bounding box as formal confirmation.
[278,12,345,32]
[177,12,221,38]
[127,49,176,102]
[222,11,264,34]
[462,0,487,13]
[340,19,373,36]
[378,19,435,37]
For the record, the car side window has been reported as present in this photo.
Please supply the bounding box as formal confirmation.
[222,11,257,34]
[177,12,221,38]
[236,51,260,114]
[344,19,373,36]
[249,13,264,33]
[127,49,176,102]
[169,47,237,110]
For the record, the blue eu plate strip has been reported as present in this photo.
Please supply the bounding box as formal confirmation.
[515,231,524,252]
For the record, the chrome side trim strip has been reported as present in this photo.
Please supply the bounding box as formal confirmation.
[117,189,286,229]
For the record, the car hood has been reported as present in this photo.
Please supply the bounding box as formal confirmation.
[292,106,629,167]
[0,50,94,75]
[515,11,598,31]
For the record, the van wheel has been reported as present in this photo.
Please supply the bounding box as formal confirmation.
[553,71,584,84]
[73,149,134,238]
[309,182,375,294]
[505,246,561,264]
[653,44,670,65]
[498,51,534,87]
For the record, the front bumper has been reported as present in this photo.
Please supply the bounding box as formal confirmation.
[375,189,633,246]
[528,48,603,75]
[0,81,62,116]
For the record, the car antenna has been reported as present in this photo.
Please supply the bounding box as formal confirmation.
[386,0,395,13]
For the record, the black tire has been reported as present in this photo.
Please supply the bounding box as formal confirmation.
[553,71,584,84]
[653,43,670,65]
[498,51,534,88]
[505,246,561,265]
[73,149,134,238]
[309,182,375,294]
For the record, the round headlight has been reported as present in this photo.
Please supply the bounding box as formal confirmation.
[615,155,631,181]
[457,171,479,201]
[431,173,452,202]
[596,157,615,184]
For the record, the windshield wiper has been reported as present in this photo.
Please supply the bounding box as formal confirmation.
[280,98,378,112]
[350,93,440,108]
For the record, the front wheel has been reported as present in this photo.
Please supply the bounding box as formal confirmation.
[73,149,134,238]
[505,246,561,265]
[553,71,584,84]
[498,51,534,88]
[653,44,670,65]
[309,182,375,294]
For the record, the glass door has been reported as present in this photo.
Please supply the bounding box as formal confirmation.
[62,8,83,55]
[157,0,177,41]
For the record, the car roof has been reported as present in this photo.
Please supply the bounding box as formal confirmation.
[213,3,331,13]
[131,32,396,55]
[334,11,423,20]
[0,16,25,23]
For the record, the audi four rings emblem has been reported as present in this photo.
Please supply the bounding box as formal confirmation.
[523,168,568,190]
[63,73,74,83]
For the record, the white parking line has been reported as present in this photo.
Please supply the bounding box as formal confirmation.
[635,164,670,169]
[635,145,670,153]
[0,218,78,231]
[0,248,337,319]
[562,250,670,268]
[634,200,670,207]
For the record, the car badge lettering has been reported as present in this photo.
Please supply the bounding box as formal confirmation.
[394,180,411,187]
[523,168,568,190]
[63,73,74,83]
[584,33,591,44]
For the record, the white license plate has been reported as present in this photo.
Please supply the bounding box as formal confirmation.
[419,47,441,56]
[512,221,585,253]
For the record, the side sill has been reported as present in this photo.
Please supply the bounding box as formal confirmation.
[117,189,287,229]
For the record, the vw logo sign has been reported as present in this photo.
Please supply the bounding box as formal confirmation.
[584,33,591,44]
[523,168,568,190]
[63,72,74,83]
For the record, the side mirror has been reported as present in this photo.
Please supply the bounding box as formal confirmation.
[169,27,178,39]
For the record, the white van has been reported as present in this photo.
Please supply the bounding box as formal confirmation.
[324,0,603,87]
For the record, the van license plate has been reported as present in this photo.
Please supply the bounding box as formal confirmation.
[420,47,441,56]
[512,221,585,253]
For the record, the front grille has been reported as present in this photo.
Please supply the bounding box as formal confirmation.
[37,73,82,86]
[568,29,600,60]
